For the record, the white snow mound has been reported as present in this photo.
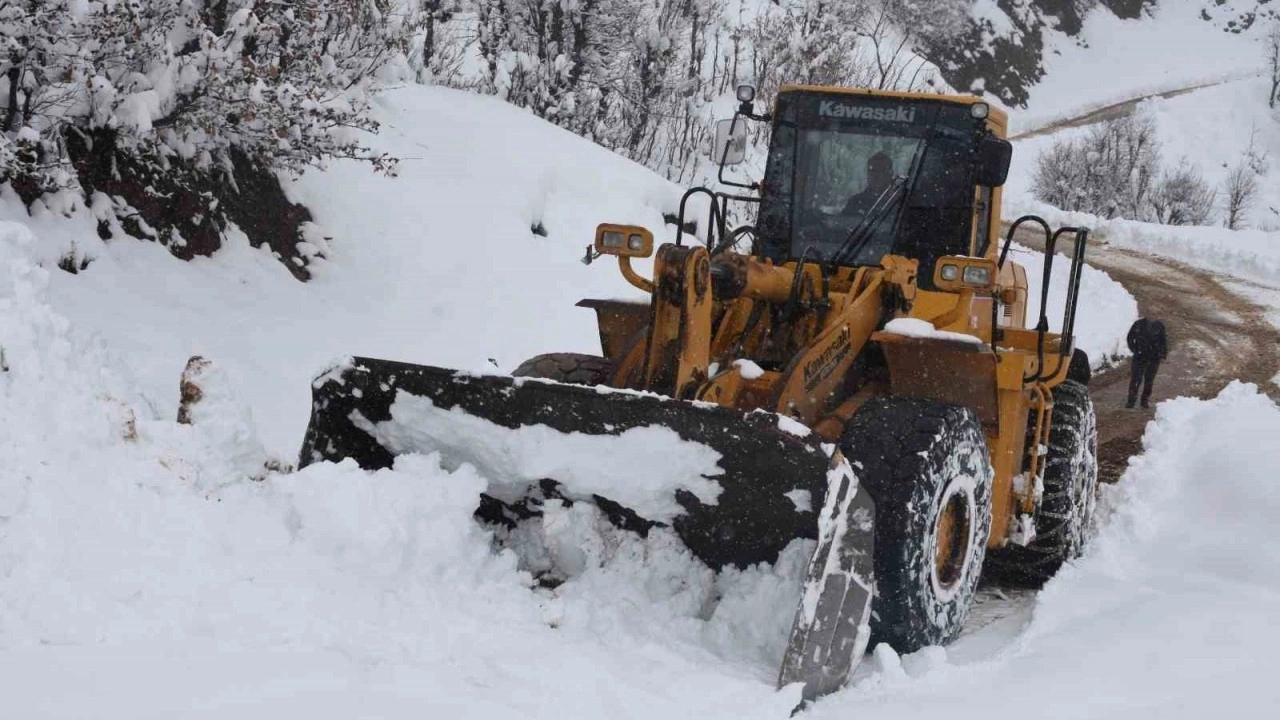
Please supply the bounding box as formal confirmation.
[807,383,1280,718]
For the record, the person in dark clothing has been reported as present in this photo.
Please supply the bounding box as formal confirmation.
[842,152,896,215]
[1126,317,1168,408]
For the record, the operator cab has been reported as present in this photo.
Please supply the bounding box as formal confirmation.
[752,88,1011,286]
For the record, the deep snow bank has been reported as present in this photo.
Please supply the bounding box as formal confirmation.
[0,218,813,717]
[805,382,1280,719]
[1,85,686,457]
[1005,196,1280,287]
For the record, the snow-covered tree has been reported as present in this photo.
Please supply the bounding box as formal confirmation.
[749,1,869,104]
[1267,20,1279,110]
[1,0,417,198]
[1149,158,1215,227]
[0,0,90,194]
[418,0,975,182]
[860,0,967,91]
[1032,112,1162,221]
[1222,127,1265,230]
[1223,162,1258,230]
[411,0,465,84]
[472,0,611,138]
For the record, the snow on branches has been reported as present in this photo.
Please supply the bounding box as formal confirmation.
[463,0,963,181]
[1,0,416,196]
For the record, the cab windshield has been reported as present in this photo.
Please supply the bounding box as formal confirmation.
[757,94,981,275]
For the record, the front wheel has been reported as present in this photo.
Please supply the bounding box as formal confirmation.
[841,397,995,652]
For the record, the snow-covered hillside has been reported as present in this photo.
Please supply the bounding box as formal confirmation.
[1008,1,1270,133]
[2,87,683,456]
[1003,73,1280,285]
[995,1,1280,283]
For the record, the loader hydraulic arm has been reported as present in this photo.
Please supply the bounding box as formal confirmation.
[709,253,816,304]
[642,244,714,398]
[618,256,654,294]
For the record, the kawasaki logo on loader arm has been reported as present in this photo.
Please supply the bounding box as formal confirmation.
[818,101,917,123]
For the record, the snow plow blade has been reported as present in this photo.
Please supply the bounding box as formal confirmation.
[777,462,877,705]
[298,356,841,570]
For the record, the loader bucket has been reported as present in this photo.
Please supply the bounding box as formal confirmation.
[299,357,835,569]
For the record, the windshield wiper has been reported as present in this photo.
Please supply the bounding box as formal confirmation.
[828,180,907,266]
[827,108,944,269]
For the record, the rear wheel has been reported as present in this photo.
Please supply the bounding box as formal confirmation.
[1067,348,1092,385]
[512,353,614,386]
[987,379,1099,584]
[841,397,994,653]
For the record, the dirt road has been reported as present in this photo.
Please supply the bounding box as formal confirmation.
[1016,229,1280,483]
[1008,76,1247,141]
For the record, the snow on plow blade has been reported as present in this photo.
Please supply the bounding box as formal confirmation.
[298,356,877,702]
[299,356,840,569]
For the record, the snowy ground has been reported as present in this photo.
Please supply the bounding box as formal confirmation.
[2,86,683,457]
[804,382,1280,720]
[1002,195,1280,288]
[1012,242,1135,367]
[1222,277,1280,390]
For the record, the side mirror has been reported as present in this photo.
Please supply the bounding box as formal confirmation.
[594,223,654,259]
[974,135,1012,187]
[713,117,748,166]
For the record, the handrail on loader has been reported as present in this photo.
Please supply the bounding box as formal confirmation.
[998,214,1089,383]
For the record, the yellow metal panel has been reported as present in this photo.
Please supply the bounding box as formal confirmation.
[575,299,650,360]
[770,276,884,423]
[776,84,1008,137]
[874,334,999,426]
[642,244,712,399]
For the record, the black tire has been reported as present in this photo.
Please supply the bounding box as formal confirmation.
[986,380,1098,584]
[841,397,994,653]
[511,352,614,386]
[1067,348,1092,386]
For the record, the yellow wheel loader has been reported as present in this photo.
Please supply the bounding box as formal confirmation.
[298,84,1099,705]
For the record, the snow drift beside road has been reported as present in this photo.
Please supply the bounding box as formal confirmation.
[0,223,812,717]
[804,381,1280,719]
[1004,196,1280,288]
